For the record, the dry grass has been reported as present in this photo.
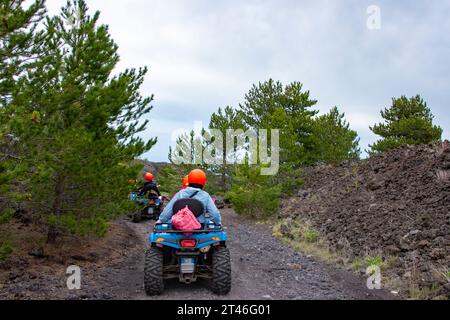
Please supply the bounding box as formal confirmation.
[351,255,397,272]
[272,218,420,298]
[272,219,342,264]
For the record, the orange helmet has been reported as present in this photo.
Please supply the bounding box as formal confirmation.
[182,175,189,188]
[188,169,206,186]
[144,172,154,181]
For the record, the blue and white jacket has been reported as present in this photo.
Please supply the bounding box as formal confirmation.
[159,187,222,225]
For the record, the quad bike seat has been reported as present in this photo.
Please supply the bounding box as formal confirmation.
[172,198,204,218]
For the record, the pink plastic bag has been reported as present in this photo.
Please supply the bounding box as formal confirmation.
[172,205,201,231]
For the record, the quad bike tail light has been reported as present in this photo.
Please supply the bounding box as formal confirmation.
[180,239,197,248]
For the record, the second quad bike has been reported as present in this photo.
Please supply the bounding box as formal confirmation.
[129,192,164,223]
[143,198,231,295]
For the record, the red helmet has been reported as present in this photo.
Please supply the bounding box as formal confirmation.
[182,175,189,188]
[188,169,206,186]
[144,172,154,181]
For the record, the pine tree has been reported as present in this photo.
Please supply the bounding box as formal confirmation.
[208,106,246,191]
[10,0,156,242]
[239,79,318,166]
[0,0,45,105]
[226,164,281,218]
[170,130,202,165]
[308,107,360,163]
[158,165,185,196]
[369,95,442,154]
[0,0,46,204]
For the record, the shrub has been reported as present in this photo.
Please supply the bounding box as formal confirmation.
[48,213,109,238]
[272,219,337,263]
[352,255,387,271]
[226,184,281,219]
[158,165,186,196]
[0,241,13,262]
[304,227,319,243]
[226,165,282,219]
[0,209,14,224]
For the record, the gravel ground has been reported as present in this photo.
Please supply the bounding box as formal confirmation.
[100,209,394,300]
[0,208,394,300]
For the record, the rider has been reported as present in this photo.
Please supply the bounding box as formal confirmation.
[158,169,221,225]
[138,172,161,199]
[181,175,189,189]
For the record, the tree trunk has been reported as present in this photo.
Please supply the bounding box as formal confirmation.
[222,149,227,192]
[47,173,66,244]
[47,225,58,244]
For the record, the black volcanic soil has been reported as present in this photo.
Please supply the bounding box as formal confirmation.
[0,209,393,300]
[280,141,450,299]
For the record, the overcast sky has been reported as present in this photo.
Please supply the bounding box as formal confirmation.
[46,0,450,162]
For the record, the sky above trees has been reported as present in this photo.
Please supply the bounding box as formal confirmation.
[46,0,450,161]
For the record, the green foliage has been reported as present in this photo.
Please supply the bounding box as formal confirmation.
[168,127,226,195]
[167,80,361,204]
[202,174,222,196]
[274,219,320,243]
[272,164,303,196]
[0,208,14,224]
[212,80,359,210]
[163,79,362,219]
[1,1,156,240]
[304,226,319,243]
[169,130,211,167]
[0,0,46,103]
[226,165,282,218]
[272,219,338,262]
[0,240,13,262]
[365,256,384,268]
[351,255,391,271]
[0,0,46,199]
[48,213,108,237]
[308,107,360,163]
[239,79,318,166]
[369,95,442,154]
[158,165,186,196]
[208,106,247,191]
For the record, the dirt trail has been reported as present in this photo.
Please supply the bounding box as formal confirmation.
[104,209,393,300]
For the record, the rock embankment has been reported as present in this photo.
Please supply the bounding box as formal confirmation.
[280,141,450,298]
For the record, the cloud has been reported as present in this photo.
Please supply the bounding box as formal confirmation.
[46,0,450,161]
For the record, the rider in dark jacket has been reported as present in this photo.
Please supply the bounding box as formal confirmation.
[138,173,161,198]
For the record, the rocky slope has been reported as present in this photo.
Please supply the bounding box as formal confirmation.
[280,141,450,299]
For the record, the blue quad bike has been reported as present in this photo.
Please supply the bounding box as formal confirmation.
[144,199,231,295]
[129,192,164,223]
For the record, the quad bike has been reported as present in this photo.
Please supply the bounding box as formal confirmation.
[144,198,231,295]
[129,192,164,223]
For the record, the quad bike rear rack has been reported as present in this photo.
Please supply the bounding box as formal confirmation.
[152,227,225,234]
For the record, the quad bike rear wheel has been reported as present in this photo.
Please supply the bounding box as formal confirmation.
[132,211,142,223]
[144,247,164,295]
[211,247,231,295]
